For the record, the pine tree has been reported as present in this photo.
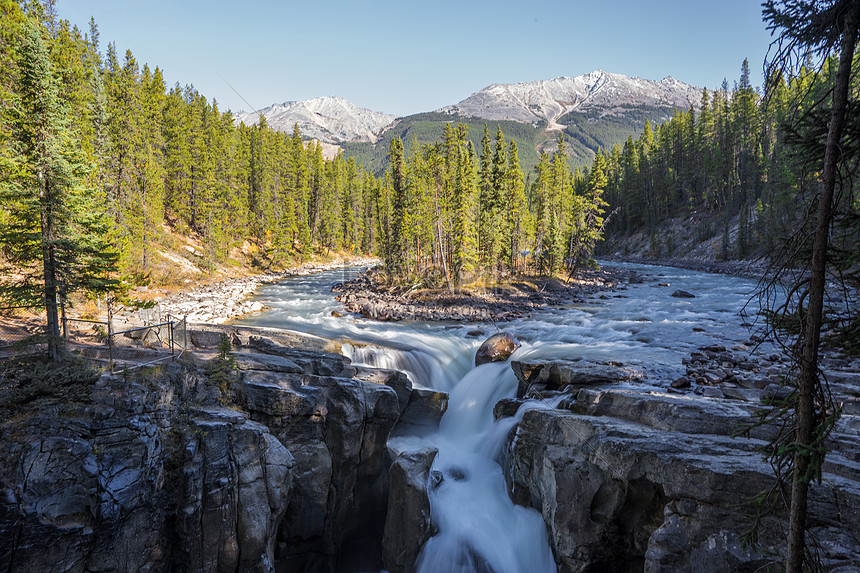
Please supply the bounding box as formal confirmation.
[0,16,118,361]
[567,151,609,274]
[452,138,478,282]
[477,125,494,270]
[531,151,552,274]
[761,2,860,569]
[388,137,407,277]
[502,140,530,274]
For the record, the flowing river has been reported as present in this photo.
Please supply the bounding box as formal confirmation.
[235,262,776,572]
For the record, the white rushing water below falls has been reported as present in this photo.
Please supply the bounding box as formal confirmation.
[235,262,779,572]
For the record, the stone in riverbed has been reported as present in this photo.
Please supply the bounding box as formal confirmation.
[511,359,642,398]
[474,331,520,366]
[493,398,525,420]
[671,289,696,298]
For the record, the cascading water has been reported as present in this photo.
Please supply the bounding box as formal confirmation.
[235,262,780,572]
[343,343,452,391]
[413,362,560,573]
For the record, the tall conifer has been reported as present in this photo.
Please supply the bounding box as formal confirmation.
[0,16,117,361]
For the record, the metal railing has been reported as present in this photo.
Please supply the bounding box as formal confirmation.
[0,306,45,353]
[64,314,188,373]
[2,304,188,372]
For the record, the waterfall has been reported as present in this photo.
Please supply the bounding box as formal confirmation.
[344,345,558,572]
[416,362,557,573]
[234,262,779,572]
[343,343,453,390]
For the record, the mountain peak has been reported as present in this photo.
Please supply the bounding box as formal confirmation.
[235,96,396,144]
[439,71,700,126]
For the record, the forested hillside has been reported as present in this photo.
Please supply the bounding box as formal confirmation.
[0,1,609,300]
[339,113,547,176]
[0,1,380,291]
[340,104,686,176]
[594,58,859,269]
[3,0,858,304]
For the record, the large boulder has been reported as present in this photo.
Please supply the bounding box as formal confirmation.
[475,331,520,366]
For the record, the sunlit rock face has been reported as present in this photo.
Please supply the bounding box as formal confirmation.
[502,386,860,572]
[0,330,442,573]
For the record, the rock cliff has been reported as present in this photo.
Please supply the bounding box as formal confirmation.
[2,324,858,572]
[0,326,445,573]
[501,378,860,572]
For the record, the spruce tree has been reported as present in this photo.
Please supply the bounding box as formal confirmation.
[502,140,529,274]
[452,139,478,283]
[388,137,407,277]
[0,16,118,361]
[762,2,860,570]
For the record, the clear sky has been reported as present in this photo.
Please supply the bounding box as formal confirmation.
[57,0,775,118]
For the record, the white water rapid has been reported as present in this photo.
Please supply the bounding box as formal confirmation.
[235,262,778,572]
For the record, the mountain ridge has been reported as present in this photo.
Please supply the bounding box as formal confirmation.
[438,70,701,128]
[234,96,397,144]
[236,70,702,172]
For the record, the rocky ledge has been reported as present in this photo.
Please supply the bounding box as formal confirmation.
[0,325,445,573]
[3,326,858,572]
[494,358,860,572]
[332,266,632,322]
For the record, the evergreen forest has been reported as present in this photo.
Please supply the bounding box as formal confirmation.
[597,57,860,267]
[0,0,608,298]
[1,0,859,312]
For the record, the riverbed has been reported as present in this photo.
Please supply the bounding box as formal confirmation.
[233,262,782,572]
[236,261,777,389]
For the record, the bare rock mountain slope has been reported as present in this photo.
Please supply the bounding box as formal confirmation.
[235,96,397,144]
[439,70,701,128]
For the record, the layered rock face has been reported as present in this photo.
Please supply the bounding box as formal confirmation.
[3,324,858,572]
[382,447,438,573]
[0,329,446,573]
[502,374,860,572]
[0,367,298,572]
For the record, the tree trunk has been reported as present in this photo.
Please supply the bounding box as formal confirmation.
[786,9,858,572]
[40,176,62,363]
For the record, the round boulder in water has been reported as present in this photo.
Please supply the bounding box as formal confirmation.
[475,331,521,366]
[671,289,696,298]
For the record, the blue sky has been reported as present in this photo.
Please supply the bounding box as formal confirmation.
[57,0,775,117]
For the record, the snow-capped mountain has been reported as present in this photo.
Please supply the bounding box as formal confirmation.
[439,70,701,128]
[238,70,701,157]
[235,96,396,144]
